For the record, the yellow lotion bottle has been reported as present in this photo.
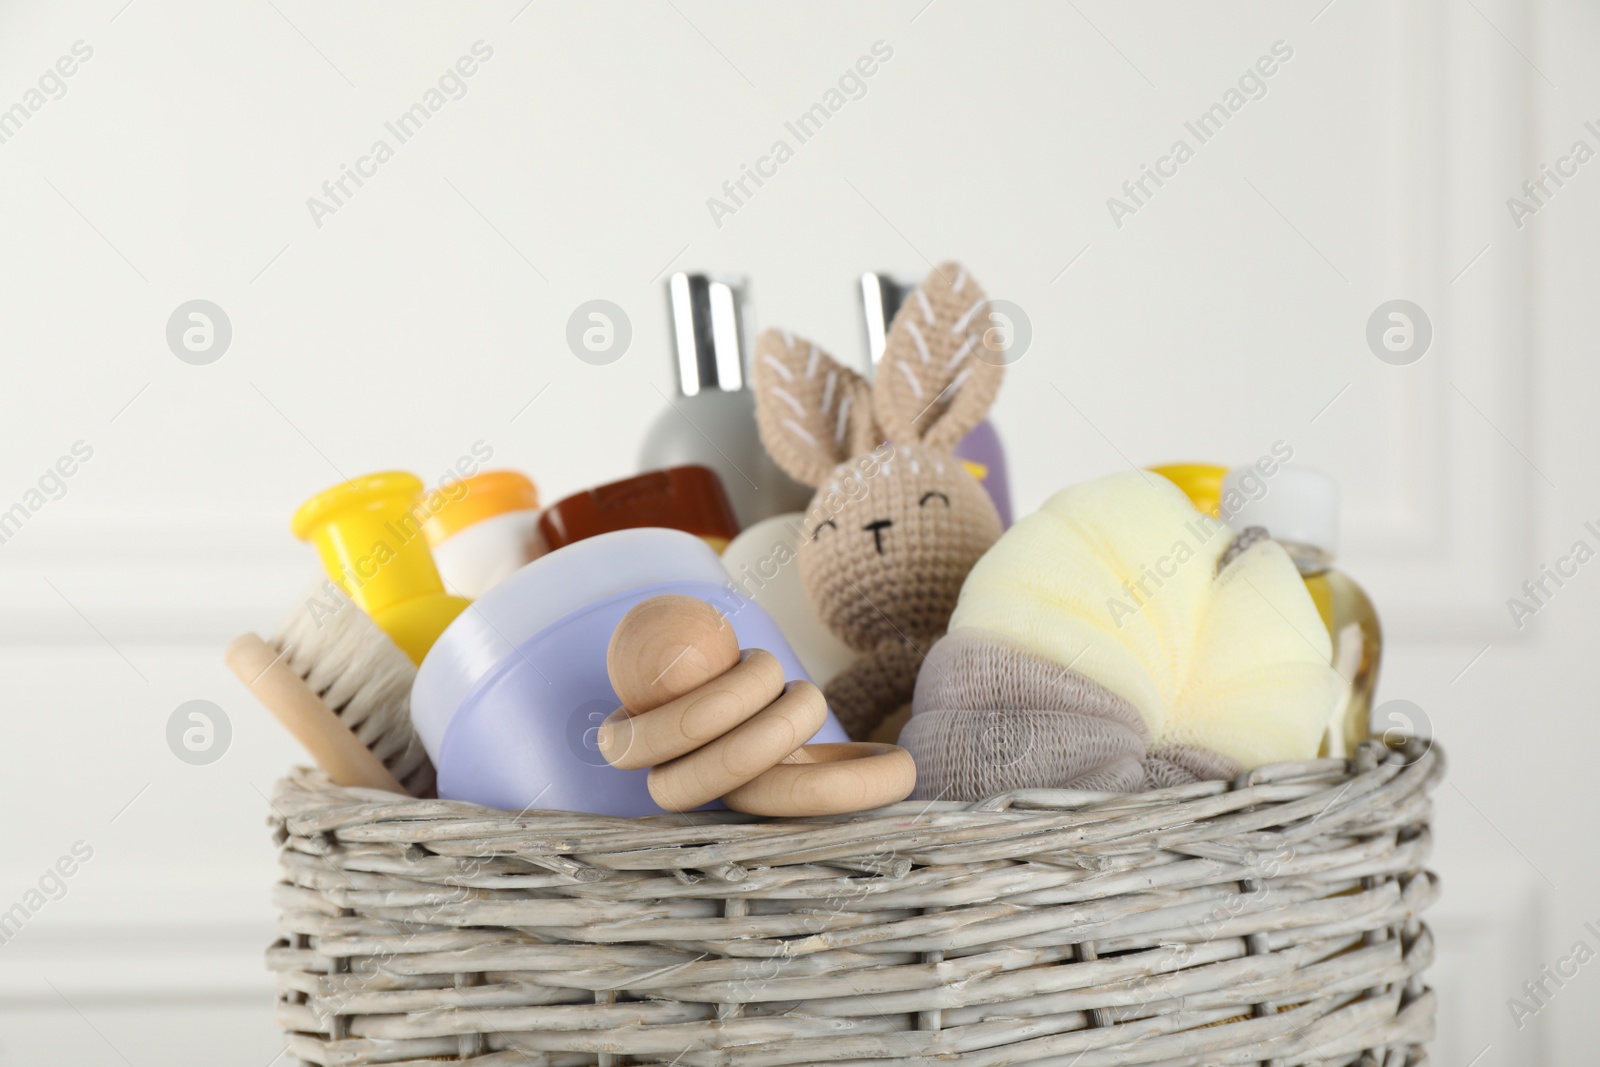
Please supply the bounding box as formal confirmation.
[1220,466,1382,758]
[292,471,472,664]
[1150,463,1228,518]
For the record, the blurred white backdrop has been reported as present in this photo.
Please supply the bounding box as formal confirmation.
[0,1,1596,1063]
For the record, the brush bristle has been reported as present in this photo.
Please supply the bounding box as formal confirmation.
[273,580,436,797]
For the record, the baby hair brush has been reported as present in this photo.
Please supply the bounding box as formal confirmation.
[227,580,435,797]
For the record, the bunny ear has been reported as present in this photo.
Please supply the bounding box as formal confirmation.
[752,328,877,488]
[873,261,1004,451]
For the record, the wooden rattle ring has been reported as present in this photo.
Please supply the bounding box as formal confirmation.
[723,742,917,817]
[597,650,786,770]
[647,681,827,812]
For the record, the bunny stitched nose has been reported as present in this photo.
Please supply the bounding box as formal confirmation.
[863,519,894,555]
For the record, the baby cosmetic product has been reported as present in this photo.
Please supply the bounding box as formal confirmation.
[422,469,545,598]
[1221,465,1383,759]
[720,513,856,687]
[410,527,850,817]
[291,471,471,664]
[638,272,813,528]
[861,270,1014,527]
[539,464,741,554]
[1150,462,1228,518]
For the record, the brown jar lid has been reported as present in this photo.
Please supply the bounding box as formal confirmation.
[539,464,740,552]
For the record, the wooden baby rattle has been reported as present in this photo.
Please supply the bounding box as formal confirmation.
[600,594,916,816]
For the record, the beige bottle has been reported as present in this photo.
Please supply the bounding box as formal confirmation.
[1221,466,1382,758]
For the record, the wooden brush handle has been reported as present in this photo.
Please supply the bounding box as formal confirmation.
[226,633,409,794]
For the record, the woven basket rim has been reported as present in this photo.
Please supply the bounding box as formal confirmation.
[268,738,1443,875]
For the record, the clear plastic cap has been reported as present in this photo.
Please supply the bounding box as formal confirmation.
[1220,465,1340,558]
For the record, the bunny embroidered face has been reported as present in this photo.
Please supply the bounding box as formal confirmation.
[801,444,1000,650]
[752,261,1006,738]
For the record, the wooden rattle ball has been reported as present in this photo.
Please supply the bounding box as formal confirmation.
[607,595,740,715]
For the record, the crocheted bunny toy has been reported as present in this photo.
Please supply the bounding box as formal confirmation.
[752,261,1004,740]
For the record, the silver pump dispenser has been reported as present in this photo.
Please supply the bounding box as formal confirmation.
[859,271,915,367]
[669,273,746,396]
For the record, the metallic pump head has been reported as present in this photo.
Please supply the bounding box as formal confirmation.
[859,271,916,368]
[668,273,748,396]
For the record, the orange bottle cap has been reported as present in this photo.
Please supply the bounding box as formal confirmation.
[422,470,539,546]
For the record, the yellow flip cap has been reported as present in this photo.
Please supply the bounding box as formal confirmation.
[421,470,539,546]
[291,471,471,664]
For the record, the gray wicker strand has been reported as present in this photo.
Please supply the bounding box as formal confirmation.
[267,738,1442,1066]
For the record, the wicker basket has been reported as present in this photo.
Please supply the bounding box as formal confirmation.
[266,738,1442,1067]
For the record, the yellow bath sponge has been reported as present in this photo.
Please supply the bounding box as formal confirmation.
[947,471,1341,768]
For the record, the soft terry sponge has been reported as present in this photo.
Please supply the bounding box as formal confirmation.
[946,470,1341,768]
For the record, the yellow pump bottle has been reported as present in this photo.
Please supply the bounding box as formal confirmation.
[291,471,472,664]
[1150,463,1228,518]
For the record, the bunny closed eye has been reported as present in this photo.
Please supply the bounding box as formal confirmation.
[751,262,1006,740]
[799,445,1000,654]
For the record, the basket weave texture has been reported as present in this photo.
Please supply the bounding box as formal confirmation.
[267,739,1442,1067]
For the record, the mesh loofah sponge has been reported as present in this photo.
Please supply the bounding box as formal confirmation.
[942,471,1342,769]
[903,630,1148,798]
[903,630,1246,800]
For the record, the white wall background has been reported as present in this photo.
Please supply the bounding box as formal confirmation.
[0,1,1595,1063]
